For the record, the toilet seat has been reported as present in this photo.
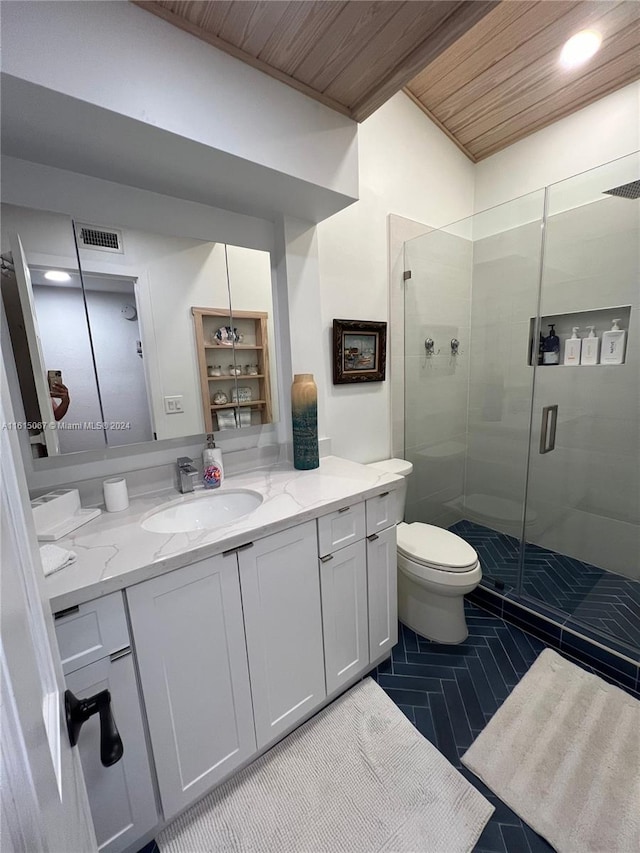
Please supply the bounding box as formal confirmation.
[397,522,479,577]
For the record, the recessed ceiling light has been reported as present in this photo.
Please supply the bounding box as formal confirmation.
[44,270,71,282]
[559,30,602,69]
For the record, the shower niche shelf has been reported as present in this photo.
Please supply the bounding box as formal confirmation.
[528,305,631,366]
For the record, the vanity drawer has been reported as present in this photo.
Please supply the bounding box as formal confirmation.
[317,502,365,557]
[54,591,130,675]
[366,491,397,536]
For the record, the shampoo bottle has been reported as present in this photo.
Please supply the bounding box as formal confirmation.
[601,319,626,365]
[563,327,581,365]
[542,324,560,365]
[203,434,223,489]
[581,326,600,365]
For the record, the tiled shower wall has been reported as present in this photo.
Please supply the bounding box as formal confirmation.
[400,228,472,530]
[464,220,543,537]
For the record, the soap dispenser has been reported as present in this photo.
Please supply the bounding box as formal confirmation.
[542,324,560,365]
[563,327,581,365]
[203,434,223,489]
[601,319,626,365]
[581,326,600,365]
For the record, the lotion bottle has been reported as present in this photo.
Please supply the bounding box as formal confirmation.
[542,324,560,365]
[601,319,626,365]
[563,327,581,365]
[203,434,223,489]
[581,326,600,365]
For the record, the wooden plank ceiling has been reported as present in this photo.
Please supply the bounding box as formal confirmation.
[135,0,640,161]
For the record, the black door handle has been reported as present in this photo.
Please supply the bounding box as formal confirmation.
[65,688,124,767]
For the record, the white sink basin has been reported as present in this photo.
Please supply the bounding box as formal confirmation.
[141,489,263,534]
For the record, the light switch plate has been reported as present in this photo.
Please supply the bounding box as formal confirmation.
[164,395,184,414]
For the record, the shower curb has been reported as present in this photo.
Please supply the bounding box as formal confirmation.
[467,586,640,696]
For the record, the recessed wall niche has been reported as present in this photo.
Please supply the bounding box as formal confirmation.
[528,305,631,366]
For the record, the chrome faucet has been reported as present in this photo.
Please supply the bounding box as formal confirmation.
[177,456,198,494]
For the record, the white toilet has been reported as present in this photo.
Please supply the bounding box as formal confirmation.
[368,458,482,644]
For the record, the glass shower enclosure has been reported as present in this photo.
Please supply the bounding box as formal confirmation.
[403,153,639,658]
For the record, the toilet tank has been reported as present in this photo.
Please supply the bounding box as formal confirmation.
[366,458,413,523]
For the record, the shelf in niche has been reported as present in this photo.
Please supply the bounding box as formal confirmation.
[207,375,264,381]
[204,343,263,350]
[210,400,266,411]
[528,304,631,366]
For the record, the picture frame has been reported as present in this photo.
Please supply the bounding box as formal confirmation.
[332,319,387,384]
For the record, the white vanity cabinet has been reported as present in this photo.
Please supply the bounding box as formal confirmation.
[51,478,399,849]
[318,497,398,695]
[366,523,398,661]
[126,552,256,820]
[319,540,369,695]
[53,593,158,853]
[237,520,326,749]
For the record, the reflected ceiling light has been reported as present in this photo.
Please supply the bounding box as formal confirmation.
[559,30,602,69]
[44,270,71,282]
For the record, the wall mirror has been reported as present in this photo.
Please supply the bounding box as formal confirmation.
[0,203,279,458]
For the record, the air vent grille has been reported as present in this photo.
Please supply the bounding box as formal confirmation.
[603,180,640,200]
[76,224,124,254]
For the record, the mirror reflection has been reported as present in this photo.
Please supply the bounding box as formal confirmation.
[1,203,278,458]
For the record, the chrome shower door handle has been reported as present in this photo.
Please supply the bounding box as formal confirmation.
[539,405,558,454]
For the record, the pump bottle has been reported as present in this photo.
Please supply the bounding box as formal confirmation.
[203,434,224,489]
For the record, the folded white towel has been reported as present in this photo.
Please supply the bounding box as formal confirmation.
[40,543,77,577]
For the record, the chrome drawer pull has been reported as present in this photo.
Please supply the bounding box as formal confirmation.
[379,491,389,498]
[222,542,254,557]
[367,534,379,542]
[320,554,334,563]
[338,506,350,514]
[109,646,132,663]
[54,605,79,620]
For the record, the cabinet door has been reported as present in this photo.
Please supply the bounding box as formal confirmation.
[239,520,326,749]
[367,526,398,662]
[65,653,158,853]
[127,555,256,819]
[320,540,369,695]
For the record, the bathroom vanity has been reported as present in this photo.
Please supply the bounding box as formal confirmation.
[47,457,400,853]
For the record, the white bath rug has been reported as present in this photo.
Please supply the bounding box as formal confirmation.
[462,648,640,853]
[158,677,493,853]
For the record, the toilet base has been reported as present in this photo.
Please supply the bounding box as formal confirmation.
[398,571,469,644]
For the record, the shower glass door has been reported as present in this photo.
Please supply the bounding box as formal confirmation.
[403,190,545,594]
[521,153,640,656]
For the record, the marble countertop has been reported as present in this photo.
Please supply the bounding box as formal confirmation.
[45,456,402,611]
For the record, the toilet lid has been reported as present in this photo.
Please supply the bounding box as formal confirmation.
[397,522,478,572]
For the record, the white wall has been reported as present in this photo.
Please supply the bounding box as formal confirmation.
[1,0,358,217]
[475,82,640,212]
[316,93,476,463]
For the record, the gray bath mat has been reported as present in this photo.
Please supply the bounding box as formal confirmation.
[158,676,493,852]
[463,648,640,853]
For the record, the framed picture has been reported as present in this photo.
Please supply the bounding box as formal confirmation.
[333,319,387,384]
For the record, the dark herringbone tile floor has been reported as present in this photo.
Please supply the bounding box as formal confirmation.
[372,603,555,853]
[450,519,640,653]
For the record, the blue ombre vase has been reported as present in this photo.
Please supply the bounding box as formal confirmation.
[291,373,319,470]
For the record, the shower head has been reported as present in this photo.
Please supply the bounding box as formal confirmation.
[603,179,640,200]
